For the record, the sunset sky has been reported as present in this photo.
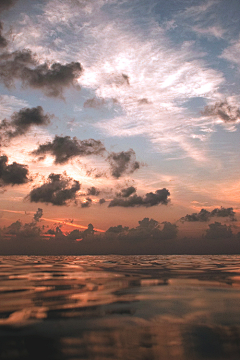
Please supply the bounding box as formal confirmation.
[0,0,240,240]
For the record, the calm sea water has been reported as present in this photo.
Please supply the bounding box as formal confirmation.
[0,255,240,360]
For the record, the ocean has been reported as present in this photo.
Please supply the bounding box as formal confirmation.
[0,255,239,359]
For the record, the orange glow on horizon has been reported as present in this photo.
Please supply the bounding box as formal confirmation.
[41,217,105,233]
[0,209,105,233]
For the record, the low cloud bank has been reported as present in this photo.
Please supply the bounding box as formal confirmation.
[1,215,240,255]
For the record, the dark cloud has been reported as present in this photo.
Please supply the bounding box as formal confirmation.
[0,0,18,13]
[0,49,82,97]
[0,106,51,139]
[161,221,179,240]
[202,100,240,123]
[87,186,100,196]
[84,97,105,109]
[0,22,7,48]
[32,135,106,164]
[6,220,42,240]
[109,188,170,207]
[180,207,236,222]
[205,222,233,239]
[123,218,178,241]
[107,149,140,178]
[137,217,160,230]
[122,73,130,85]
[22,61,82,98]
[67,228,82,241]
[81,197,92,208]
[106,225,129,233]
[0,155,30,186]
[33,208,43,222]
[28,173,80,206]
[211,207,236,220]
[7,220,21,235]
[117,186,137,198]
[0,49,37,87]
[83,223,94,237]
[138,98,150,105]
[33,140,141,177]
[105,73,130,87]
[85,167,107,178]
[111,217,178,242]
[2,217,240,255]
[99,198,106,204]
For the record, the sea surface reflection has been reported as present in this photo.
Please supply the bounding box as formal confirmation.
[0,255,240,359]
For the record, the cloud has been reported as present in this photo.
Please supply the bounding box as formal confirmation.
[0,95,29,118]
[2,216,240,255]
[0,22,7,48]
[0,106,51,139]
[6,220,42,239]
[22,61,82,98]
[106,224,129,233]
[114,217,178,241]
[0,49,82,97]
[117,186,137,197]
[175,1,226,40]
[180,207,236,222]
[179,0,217,19]
[87,186,100,196]
[191,25,226,39]
[0,155,30,186]
[202,101,240,123]
[220,37,240,70]
[78,10,224,162]
[81,197,92,208]
[121,73,130,86]
[6,0,225,162]
[107,149,140,178]
[210,207,236,220]
[161,221,179,240]
[126,218,178,240]
[0,0,18,13]
[138,98,151,105]
[28,173,80,205]
[32,135,106,164]
[137,217,161,230]
[84,97,105,109]
[108,188,170,207]
[205,222,233,239]
[0,50,37,87]
[33,208,43,222]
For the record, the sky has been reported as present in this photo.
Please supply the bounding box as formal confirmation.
[0,0,240,252]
